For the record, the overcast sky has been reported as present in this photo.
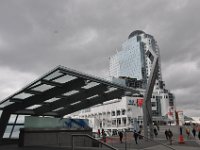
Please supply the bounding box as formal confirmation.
[0,0,200,117]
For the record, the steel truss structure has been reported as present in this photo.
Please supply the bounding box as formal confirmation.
[0,66,139,143]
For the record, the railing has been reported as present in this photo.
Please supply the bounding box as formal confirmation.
[71,134,118,150]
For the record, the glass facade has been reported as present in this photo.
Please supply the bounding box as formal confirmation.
[110,36,146,80]
[109,31,162,83]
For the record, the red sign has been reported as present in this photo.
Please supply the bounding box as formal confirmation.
[168,112,173,116]
[137,99,143,107]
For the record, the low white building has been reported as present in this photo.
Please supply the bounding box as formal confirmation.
[78,96,143,133]
[74,79,176,134]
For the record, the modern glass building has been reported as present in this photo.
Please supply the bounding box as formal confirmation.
[109,30,175,121]
[109,30,162,84]
[75,30,176,134]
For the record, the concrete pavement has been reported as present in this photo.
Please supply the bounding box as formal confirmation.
[0,125,199,150]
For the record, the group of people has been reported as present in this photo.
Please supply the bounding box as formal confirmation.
[97,129,107,142]
[118,130,141,144]
[165,129,173,145]
[99,123,200,145]
[185,125,200,140]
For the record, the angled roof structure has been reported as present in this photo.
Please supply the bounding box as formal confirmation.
[0,66,140,141]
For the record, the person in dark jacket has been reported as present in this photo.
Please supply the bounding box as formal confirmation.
[165,129,169,140]
[154,127,158,137]
[168,129,173,145]
[133,130,139,144]
[119,131,123,143]
[192,128,196,138]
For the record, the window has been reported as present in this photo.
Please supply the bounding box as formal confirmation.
[117,110,120,116]
[122,118,126,125]
[117,118,121,125]
[112,111,115,116]
[112,120,116,125]
[152,102,156,107]
[122,109,126,115]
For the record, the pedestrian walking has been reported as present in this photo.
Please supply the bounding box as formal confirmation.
[138,129,143,139]
[192,127,196,138]
[98,129,100,137]
[119,131,123,143]
[102,131,106,143]
[133,130,139,144]
[198,125,200,140]
[186,127,190,139]
[165,129,169,140]
[154,127,158,137]
[168,129,173,145]
[101,128,104,136]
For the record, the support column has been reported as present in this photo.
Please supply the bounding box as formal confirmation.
[0,110,11,143]
[143,49,159,140]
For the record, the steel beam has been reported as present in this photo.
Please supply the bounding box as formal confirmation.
[143,49,159,140]
[0,110,11,143]
[57,89,124,117]
[34,84,108,115]
[4,78,85,112]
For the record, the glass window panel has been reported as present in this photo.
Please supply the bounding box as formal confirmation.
[8,115,17,123]
[82,82,99,89]
[11,125,24,138]
[3,125,12,138]
[16,115,27,124]
[70,101,81,106]
[45,97,60,103]
[0,101,14,108]
[44,70,63,80]
[53,107,64,112]
[53,75,77,83]
[104,87,117,93]
[87,94,99,100]
[26,105,41,110]
[32,84,54,92]
[28,81,41,89]
[13,93,33,99]
[63,90,79,96]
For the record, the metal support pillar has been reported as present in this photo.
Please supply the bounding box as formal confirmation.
[143,50,159,140]
[0,110,11,143]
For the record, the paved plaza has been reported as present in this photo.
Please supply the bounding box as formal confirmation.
[0,125,199,150]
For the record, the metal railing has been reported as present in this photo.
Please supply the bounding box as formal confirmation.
[71,134,118,150]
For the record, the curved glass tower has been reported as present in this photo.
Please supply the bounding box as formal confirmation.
[109,30,162,85]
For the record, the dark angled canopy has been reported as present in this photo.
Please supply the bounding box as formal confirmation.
[0,65,140,117]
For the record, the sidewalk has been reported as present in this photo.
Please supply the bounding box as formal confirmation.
[111,125,200,150]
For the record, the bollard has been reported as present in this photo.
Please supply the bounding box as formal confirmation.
[179,135,184,144]
[179,126,184,144]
